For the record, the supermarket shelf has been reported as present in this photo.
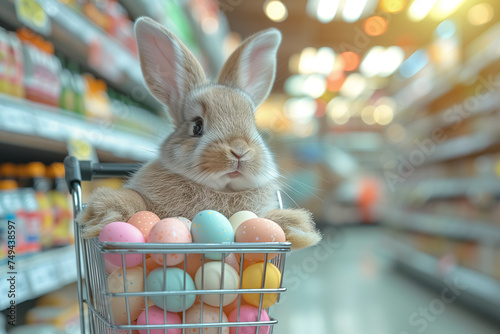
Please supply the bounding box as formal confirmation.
[0,245,77,310]
[403,177,500,200]
[395,22,500,117]
[378,208,500,243]
[428,132,500,164]
[0,0,161,111]
[0,94,159,162]
[387,239,500,319]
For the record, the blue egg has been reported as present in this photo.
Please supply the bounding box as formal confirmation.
[192,210,234,260]
[146,268,196,312]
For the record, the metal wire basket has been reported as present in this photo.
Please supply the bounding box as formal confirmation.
[64,156,291,334]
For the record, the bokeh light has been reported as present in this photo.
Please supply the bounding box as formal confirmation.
[264,0,288,22]
[364,16,388,36]
[381,0,406,13]
[468,3,494,26]
[327,98,351,125]
[374,104,394,125]
[430,0,466,21]
[408,0,439,22]
[386,123,406,142]
[339,51,361,71]
[361,105,376,125]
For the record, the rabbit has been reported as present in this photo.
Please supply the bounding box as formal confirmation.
[78,17,322,250]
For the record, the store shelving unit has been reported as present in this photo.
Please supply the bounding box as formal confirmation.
[0,93,160,162]
[0,245,76,310]
[378,208,500,242]
[387,238,500,320]
[378,14,500,321]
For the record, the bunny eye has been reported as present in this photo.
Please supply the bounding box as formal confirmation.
[192,118,203,137]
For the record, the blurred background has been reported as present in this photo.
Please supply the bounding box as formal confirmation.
[0,0,500,333]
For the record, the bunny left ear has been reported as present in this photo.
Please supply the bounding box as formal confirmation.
[218,28,282,108]
[135,17,206,125]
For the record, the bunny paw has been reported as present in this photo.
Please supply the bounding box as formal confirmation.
[264,208,322,250]
[77,187,148,239]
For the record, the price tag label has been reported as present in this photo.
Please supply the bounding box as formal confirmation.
[15,0,51,36]
[67,138,97,161]
[58,251,77,283]
[28,263,58,295]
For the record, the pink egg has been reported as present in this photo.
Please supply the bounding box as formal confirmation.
[234,218,285,262]
[185,303,229,334]
[148,218,192,266]
[137,306,181,334]
[127,211,161,240]
[99,222,145,267]
[228,306,270,334]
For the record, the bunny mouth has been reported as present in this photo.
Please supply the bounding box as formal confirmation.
[227,171,241,178]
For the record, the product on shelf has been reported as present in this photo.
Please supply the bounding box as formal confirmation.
[47,163,74,245]
[0,28,25,98]
[0,162,76,262]
[82,73,112,121]
[17,28,61,107]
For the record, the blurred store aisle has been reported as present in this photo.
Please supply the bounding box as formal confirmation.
[273,227,500,334]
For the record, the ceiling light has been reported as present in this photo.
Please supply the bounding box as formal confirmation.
[343,0,370,23]
[360,46,404,77]
[315,47,336,75]
[298,47,317,74]
[381,0,405,13]
[264,0,288,22]
[408,0,439,22]
[340,73,367,99]
[303,74,327,98]
[430,0,466,21]
[284,98,317,124]
[467,3,494,26]
[307,0,341,23]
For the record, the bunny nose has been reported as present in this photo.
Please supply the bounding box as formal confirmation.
[231,150,243,159]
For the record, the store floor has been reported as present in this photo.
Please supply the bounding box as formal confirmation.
[272,226,500,334]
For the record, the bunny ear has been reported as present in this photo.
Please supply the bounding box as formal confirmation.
[135,17,206,124]
[218,28,281,108]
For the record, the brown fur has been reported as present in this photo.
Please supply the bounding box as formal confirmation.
[78,18,322,250]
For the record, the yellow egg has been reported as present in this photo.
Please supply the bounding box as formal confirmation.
[241,262,281,308]
[107,266,146,325]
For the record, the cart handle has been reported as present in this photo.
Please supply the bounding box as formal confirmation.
[64,156,142,188]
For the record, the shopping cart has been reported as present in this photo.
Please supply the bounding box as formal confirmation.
[64,156,291,334]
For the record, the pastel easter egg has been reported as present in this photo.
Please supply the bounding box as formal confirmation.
[174,253,207,278]
[148,218,192,266]
[99,222,145,267]
[108,266,145,325]
[105,259,121,274]
[137,306,182,334]
[223,297,248,316]
[235,218,285,262]
[174,216,192,231]
[241,263,281,308]
[185,303,229,334]
[228,305,270,334]
[127,211,160,240]
[228,211,258,232]
[146,268,196,312]
[192,210,234,260]
[194,262,240,307]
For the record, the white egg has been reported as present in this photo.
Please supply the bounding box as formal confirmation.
[228,211,258,232]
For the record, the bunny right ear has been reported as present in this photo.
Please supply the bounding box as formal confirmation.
[135,17,206,124]
[218,28,281,108]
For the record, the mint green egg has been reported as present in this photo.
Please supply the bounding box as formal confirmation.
[146,268,196,312]
[192,210,234,260]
